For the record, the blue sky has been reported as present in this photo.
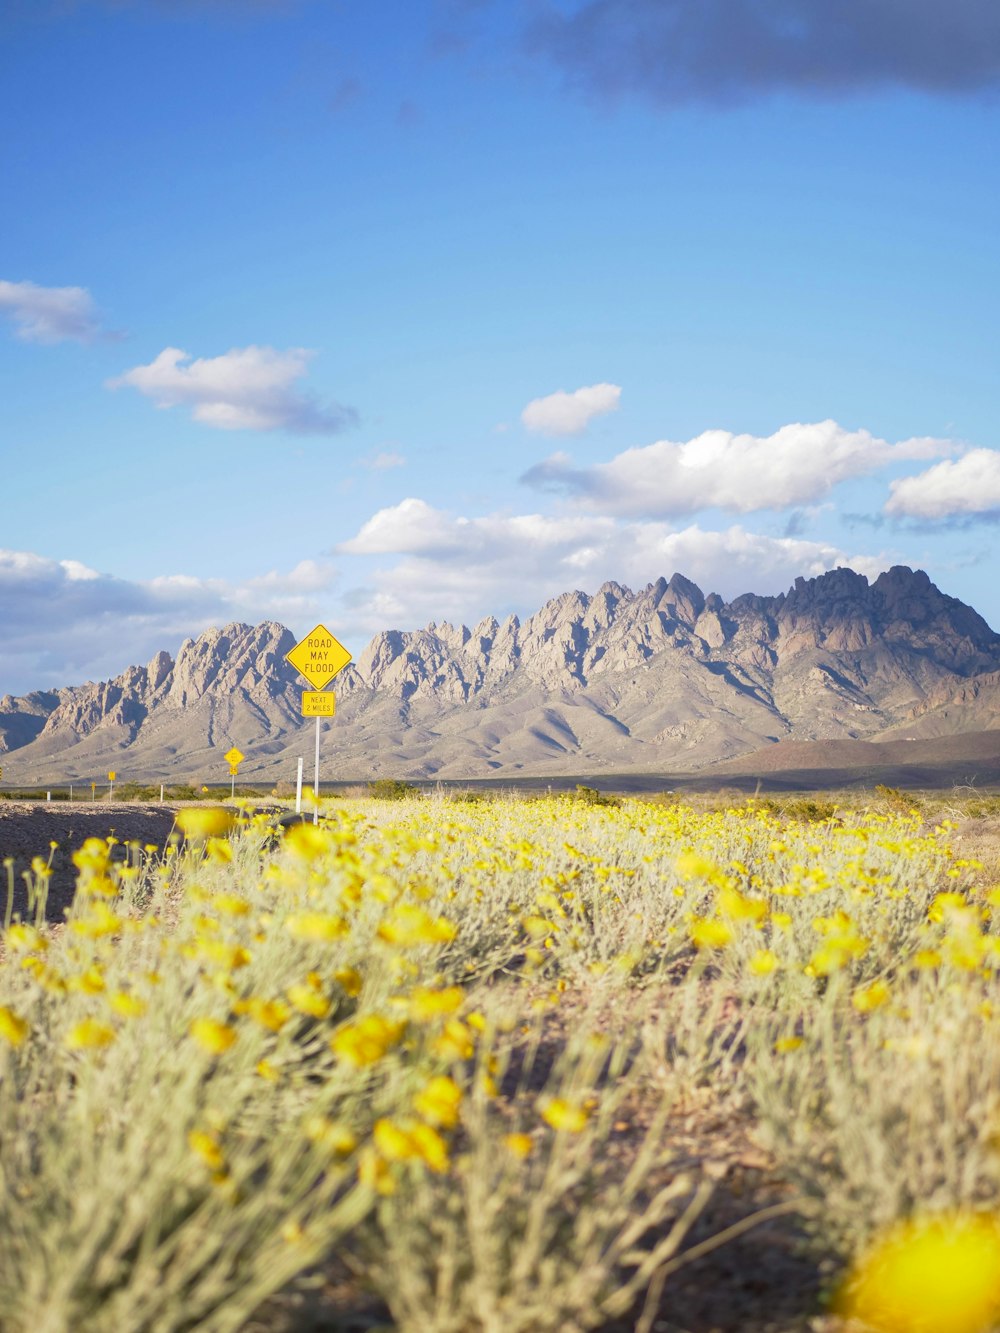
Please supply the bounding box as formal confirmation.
[2,0,998,695]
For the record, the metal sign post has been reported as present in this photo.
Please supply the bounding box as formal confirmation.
[284,624,351,826]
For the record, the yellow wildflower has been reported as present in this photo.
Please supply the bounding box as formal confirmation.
[65,1018,116,1050]
[749,949,779,976]
[853,980,891,1013]
[836,1211,1000,1333]
[690,917,733,950]
[413,1075,463,1128]
[189,1017,237,1055]
[175,808,235,840]
[287,983,331,1019]
[285,912,349,942]
[377,904,457,948]
[433,1018,475,1061]
[503,1132,535,1159]
[0,1006,30,1047]
[540,1096,589,1133]
[408,986,463,1022]
[331,1014,406,1067]
[188,1129,225,1172]
[334,966,363,997]
[109,991,148,1019]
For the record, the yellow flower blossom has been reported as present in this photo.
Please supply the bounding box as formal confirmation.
[109,991,148,1019]
[175,808,235,840]
[287,983,331,1019]
[503,1132,535,1159]
[749,949,779,976]
[331,1014,406,1067]
[65,1018,116,1050]
[285,912,349,942]
[188,1129,225,1172]
[836,1211,1000,1333]
[334,966,363,997]
[377,904,457,948]
[0,1006,30,1047]
[408,986,463,1022]
[189,1017,237,1055]
[413,1075,463,1128]
[689,917,733,950]
[540,1097,589,1133]
[433,1018,475,1061]
[853,980,891,1013]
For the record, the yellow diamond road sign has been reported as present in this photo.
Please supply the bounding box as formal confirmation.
[286,624,351,691]
[224,747,244,767]
[302,690,336,718]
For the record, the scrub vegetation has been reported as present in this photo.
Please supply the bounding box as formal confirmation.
[1,792,999,1331]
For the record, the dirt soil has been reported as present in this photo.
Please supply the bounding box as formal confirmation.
[0,801,182,923]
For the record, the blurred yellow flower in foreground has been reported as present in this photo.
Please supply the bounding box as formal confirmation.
[65,1019,116,1050]
[540,1096,589,1133]
[176,808,235,840]
[0,1006,29,1047]
[837,1211,1000,1333]
[189,1017,237,1055]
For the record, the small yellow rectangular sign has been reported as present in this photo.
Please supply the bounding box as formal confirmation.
[302,690,336,717]
[108,771,116,781]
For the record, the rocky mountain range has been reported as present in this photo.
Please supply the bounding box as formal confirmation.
[3,565,1000,785]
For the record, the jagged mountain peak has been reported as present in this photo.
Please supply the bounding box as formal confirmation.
[3,566,1000,781]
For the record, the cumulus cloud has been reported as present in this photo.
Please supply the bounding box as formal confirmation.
[336,497,891,631]
[0,549,341,696]
[521,382,621,436]
[526,0,1000,106]
[107,345,358,435]
[885,448,1000,520]
[0,279,103,344]
[522,419,956,516]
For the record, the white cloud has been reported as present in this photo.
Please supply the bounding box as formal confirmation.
[363,450,406,471]
[523,419,958,515]
[336,499,892,632]
[885,448,1000,520]
[521,382,622,436]
[107,345,358,434]
[0,279,103,344]
[0,549,341,696]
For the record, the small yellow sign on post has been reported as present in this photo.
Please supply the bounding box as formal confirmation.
[224,747,245,767]
[228,764,239,776]
[302,690,336,717]
[285,624,352,690]
[108,771,117,781]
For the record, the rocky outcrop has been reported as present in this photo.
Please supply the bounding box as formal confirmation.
[3,567,1000,783]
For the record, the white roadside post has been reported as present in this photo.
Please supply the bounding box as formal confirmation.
[284,625,351,827]
[295,757,304,814]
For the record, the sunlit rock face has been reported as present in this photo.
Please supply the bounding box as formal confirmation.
[5,566,1000,782]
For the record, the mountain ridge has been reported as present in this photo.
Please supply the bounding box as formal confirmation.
[3,565,1000,784]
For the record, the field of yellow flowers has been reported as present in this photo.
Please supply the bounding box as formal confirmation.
[2,791,1000,1332]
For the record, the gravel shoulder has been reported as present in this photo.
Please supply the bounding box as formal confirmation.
[0,801,182,923]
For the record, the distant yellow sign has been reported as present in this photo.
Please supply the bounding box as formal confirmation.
[302,690,336,718]
[286,624,351,691]
[224,747,245,767]
[228,764,240,777]
[108,771,116,781]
